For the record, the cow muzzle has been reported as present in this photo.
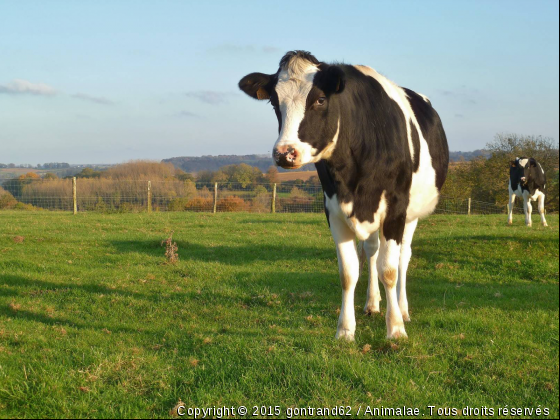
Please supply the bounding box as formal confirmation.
[273,145,302,169]
[521,177,527,184]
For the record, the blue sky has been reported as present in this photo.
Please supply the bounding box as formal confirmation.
[0,0,558,164]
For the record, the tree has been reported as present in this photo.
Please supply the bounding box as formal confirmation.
[265,165,279,184]
[43,172,59,180]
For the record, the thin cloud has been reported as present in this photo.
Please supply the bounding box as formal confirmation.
[0,79,56,96]
[185,90,237,105]
[438,88,478,105]
[72,93,115,105]
[178,110,199,118]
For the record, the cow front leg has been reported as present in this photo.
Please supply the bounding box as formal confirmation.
[329,216,360,341]
[398,219,418,322]
[538,193,548,227]
[363,232,381,315]
[508,192,516,225]
[378,232,407,339]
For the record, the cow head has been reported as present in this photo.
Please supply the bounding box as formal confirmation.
[510,157,528,186]
[239,51,345,169]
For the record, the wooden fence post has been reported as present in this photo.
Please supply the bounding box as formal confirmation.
[72,177,77,215]
[147,181,152,213]
[468,197,472,216]
[213,182,218,213]
[271,183,277,213]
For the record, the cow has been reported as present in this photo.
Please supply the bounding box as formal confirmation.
[508,157,548,227]
[239,51,449,340]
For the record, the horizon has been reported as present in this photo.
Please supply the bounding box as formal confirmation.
[1,0,559,164]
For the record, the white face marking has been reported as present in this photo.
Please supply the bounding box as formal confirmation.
[274,61,319,165]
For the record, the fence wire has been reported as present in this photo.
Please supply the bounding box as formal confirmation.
[1,178,527,215]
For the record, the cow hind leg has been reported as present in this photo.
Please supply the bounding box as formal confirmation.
[330,216,360,341]
[363,232,381,315]
[377,231,407,339]
[398,219,418,322]
[538,194,548,227]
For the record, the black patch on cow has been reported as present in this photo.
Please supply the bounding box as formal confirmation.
[315,160,335,226]
[404,88,449,190]
[269,89,282,134]
[523,158,547,195]
[410,123,420,172]
[509,159,524,192]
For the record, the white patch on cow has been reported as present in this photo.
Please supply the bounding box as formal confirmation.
[324,192,388,241]
[407,146,439,221]
[274,58,319,165]
[517,157,529,168]
[418,93,431,103]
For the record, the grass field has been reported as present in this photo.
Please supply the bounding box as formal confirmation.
[0,211,558,418]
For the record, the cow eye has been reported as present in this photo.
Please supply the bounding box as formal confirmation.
[315,97,326,106]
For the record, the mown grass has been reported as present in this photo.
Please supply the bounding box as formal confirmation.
[0,211,558,418]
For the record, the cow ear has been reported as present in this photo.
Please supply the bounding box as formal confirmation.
[238,72,273,100]
[529,158,537,167]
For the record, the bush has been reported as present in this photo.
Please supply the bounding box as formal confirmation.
[217,195,246,212]
[184,197,213,212]
[0,190,18,209]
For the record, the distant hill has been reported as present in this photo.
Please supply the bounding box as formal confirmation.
[449,149,490,162]
[162,155,315,173]
[163,151,489,174]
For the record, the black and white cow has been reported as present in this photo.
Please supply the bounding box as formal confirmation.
[239,51,449,340]
[508,157,548,227]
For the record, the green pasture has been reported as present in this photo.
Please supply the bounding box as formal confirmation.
[0,212,558,418]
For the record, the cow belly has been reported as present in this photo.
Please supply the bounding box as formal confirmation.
[324,193,386,241]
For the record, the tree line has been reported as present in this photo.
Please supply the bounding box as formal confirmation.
[1,134,558,213]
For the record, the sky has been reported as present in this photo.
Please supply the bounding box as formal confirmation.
[0,0,558,165]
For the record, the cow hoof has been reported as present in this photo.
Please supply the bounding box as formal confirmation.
[335,329,355,341]
[364,304,380,315]
[387,326,408,340]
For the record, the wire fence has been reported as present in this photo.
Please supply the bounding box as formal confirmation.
[0,177,526,215]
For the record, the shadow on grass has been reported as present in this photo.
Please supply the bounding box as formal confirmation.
[110,239,333,265]
[237,218,326,225]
